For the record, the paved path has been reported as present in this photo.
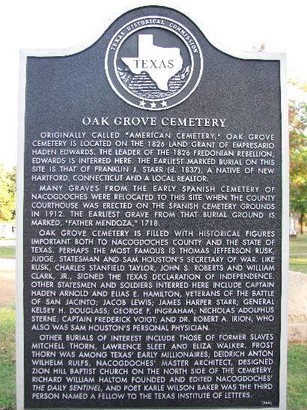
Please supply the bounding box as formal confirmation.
[0,258,16,307]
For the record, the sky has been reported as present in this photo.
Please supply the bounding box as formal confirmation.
[1,0,306,168]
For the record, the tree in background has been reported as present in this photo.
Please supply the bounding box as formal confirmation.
[0,165,16,222]
[289,99,307,234]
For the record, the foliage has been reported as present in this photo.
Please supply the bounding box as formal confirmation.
[0,165,16,222]
[289,100,307,234]
[289,78,307,94]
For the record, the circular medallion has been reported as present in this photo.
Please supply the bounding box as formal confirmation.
[105,15,203,111]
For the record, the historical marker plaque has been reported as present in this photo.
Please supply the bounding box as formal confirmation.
[17,5,288,410]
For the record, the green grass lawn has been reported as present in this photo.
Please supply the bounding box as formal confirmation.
[290,235,307,273]
[0,305,16,409]
[287,344,307,409]
[0,239,15,259]
[0,305,306,409]
[1,236,306,271]
[0,239,306,408]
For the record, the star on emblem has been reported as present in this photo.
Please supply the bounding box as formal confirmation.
[150,102,157,109]
[139,100,146,107]
[161,100,168,107]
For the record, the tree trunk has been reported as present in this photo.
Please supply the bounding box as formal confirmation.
[300,213,305,235]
